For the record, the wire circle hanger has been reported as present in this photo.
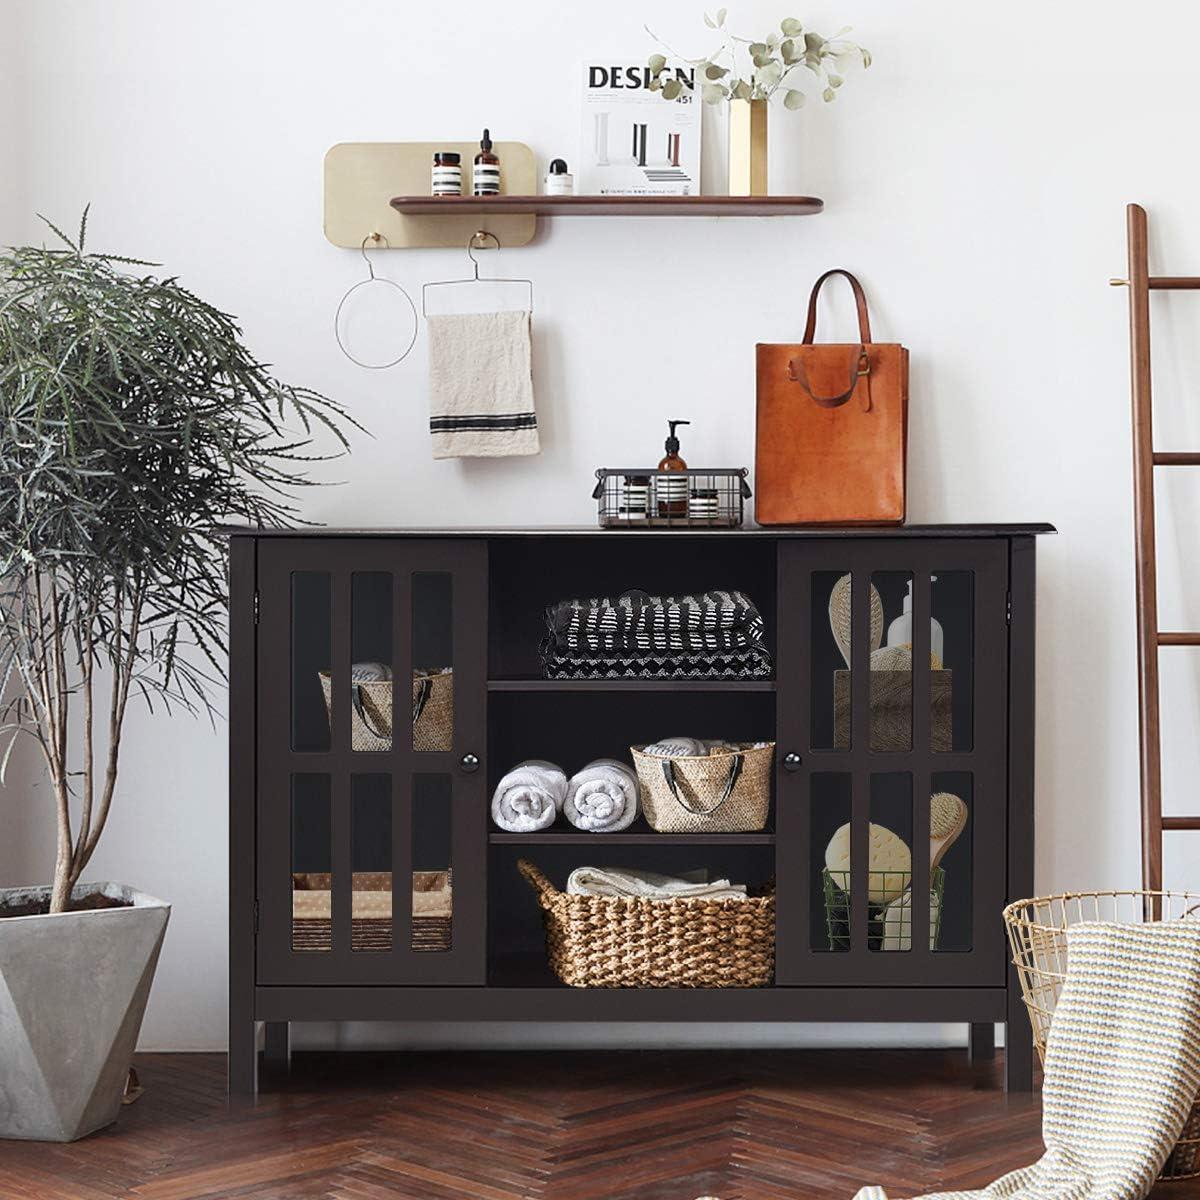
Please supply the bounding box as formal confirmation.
[334,233,419,369]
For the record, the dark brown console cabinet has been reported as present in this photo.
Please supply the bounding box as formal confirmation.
[226,525,1051,1095]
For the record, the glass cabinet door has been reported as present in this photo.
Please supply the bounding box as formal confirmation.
[255,538,487,986]
[776,539,1008,988]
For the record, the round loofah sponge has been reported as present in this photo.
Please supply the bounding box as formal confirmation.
[824,821,912,905]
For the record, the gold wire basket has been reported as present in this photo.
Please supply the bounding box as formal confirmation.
[1003,890,1200,1182]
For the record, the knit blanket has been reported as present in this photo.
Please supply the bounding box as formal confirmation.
[543,646,773,680]
[544,589,765,654]
[855,919,1200,1200]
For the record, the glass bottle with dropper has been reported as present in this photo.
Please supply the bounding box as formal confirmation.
[473,129,501,196]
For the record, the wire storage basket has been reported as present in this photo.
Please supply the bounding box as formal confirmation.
[593,468,751,528]
[822,869,946,951]
[1004,890,1200,1182]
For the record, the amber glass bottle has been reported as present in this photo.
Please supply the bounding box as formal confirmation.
[473,129,501,196]
[656,419,690,518]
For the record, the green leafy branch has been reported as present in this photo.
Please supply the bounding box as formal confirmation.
[647,9,871,110]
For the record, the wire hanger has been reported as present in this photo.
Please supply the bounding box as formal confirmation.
[421,231,534,317]
[334,233,419,369]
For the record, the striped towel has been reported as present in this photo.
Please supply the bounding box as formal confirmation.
[545,590,765,654]
[428,310,538,458]
[854,919,1200,1200]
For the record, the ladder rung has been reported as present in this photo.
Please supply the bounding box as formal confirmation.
[1163,816,1200,831]
[1151,276,1200,289]
[1159,633,1200,646]
[1154,452,1200,466]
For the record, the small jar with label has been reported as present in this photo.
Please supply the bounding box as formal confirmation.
[689,487,720,522]
[619,475,651,521]
[431,152,463,197]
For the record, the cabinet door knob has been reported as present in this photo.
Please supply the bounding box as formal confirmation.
[460,753,480,773]
[782,752,802,772]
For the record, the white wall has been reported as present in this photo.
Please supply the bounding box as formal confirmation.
[4,0,1200,1051]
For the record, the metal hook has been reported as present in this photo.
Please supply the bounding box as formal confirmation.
[466,230,500,279]
[360,232,389,280]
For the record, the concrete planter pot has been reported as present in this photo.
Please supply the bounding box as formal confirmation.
[0,882,169,1142]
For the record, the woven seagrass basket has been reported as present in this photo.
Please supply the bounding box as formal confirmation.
[518,859,774,988]
[631,741,774,833]
[1004,890,1200,1182]
[319,669,453,752]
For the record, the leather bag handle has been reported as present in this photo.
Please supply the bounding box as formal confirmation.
[660,752,744,815]
[802,269,873,345]
[786,348,872,410]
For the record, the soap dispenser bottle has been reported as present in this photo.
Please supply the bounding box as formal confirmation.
[656,419,691,517]
[473,129,501,196]
[886,577,945,667]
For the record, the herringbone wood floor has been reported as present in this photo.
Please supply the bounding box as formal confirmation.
[0,1049,1192,1200]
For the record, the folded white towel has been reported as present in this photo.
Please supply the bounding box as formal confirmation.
[428,310,539,459]
[566,865,747,901]
[490,760,567,832]
[564,759,640,832]
[643,735,708,757]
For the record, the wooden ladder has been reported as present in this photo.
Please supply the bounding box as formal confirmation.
[1114,202,1200,893]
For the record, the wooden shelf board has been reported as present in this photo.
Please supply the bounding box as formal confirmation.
[489,829,775,845]
[488,678,776,692]
[389,194,824,217]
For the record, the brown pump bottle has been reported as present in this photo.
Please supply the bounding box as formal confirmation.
[657,419,690,517]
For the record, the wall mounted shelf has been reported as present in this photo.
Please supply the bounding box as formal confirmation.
[388,194,824,218]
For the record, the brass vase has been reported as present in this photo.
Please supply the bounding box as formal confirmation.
[728,98,768,196]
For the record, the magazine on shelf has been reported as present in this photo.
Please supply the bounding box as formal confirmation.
[578,60,701,196]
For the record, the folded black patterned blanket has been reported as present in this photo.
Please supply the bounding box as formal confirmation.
[542,645,773,680]
[544,589,766,655]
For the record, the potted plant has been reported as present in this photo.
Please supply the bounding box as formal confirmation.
[647,9,871,194]
[0,213,359,1141]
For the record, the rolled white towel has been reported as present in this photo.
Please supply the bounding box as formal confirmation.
[490,760,567,832]
[643,735,707,757]
[564,759,640,832]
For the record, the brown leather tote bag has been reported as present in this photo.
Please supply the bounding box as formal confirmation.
[755,269,908,525]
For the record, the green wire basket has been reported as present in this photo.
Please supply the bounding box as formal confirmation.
[822,867,946,951]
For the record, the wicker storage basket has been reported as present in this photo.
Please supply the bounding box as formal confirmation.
[518,859,774,988]
[319,669,453,752]
[631,742,773,833]
[1004,890,1200,1182]
[833,670,952,751]
[291,870,452,953]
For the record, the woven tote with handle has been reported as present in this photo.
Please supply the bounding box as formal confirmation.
[631,742,773,833]
[319,669,453,752]
[1004,889,1200,1181]
[518,859,774,988]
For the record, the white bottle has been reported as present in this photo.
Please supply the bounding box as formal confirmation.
[887,578,944,666]
[544,158,574,195]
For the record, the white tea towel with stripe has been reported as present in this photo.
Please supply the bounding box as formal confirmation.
[428,310,538,458]
[854,919,1200,1200]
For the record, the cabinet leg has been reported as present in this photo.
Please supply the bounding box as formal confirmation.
[969,1022,996,1063]
[228,1019,258,1097]
[264,1021,291,1070]
[1005,972,1034,1092]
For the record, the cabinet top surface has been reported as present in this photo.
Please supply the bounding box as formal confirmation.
[220,523,1055,539]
